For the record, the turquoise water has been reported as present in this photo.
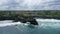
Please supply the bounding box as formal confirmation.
[0,19,60,34]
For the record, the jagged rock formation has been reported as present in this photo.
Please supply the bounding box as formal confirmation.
[13,17,38,25]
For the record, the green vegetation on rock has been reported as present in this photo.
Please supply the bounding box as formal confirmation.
[0,10,60,19]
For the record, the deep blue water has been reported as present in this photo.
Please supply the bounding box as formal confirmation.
[0,19,60,34]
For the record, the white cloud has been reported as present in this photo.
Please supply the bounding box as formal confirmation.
[0,0,60,10]
[20,0,57,9]
[0,0,8,5]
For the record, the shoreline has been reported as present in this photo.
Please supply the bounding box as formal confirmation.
[0,17,60,21]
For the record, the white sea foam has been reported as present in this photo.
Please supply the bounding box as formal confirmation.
[0,19,60,28]
[36,18,60,22]
[0,20,21,27]
[36,19,60,28]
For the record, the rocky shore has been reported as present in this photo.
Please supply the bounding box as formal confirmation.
[0,16,38,25]
[0,15,60,25]
[0,10,60,25]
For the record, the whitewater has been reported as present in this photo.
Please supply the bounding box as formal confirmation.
[0,19,60,34]
[0,19,60,28]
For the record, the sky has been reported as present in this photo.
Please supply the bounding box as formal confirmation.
[0,0,60,10]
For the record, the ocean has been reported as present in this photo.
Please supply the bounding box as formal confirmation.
[0,19,60,34]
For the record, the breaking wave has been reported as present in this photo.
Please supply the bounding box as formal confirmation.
[0,20,21,27]
[36,18,60,28]
[0,19,60,29]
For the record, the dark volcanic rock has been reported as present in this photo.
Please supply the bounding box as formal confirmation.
[28,19,38,25]
[13,17,38,25]
[0,16,38,25]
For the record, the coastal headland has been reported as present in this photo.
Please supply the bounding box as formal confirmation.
[0,10,60,25]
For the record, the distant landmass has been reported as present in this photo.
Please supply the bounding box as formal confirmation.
[0,10,60,19]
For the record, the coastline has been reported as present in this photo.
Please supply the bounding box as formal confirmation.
[0,10,60,20]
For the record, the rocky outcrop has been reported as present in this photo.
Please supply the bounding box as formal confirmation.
[13,17,38,25]
[0,16,38,25]
[28,19,38,25]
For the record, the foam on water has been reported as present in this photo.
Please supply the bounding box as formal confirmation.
[36,18,60,28]
[0,20,21,27]
[0,19,60,29]
[36,18,60,22]
[0,19,60,34]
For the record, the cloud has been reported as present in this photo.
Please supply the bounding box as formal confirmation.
[20,0,54,9]
[0,0,60,10]
[0,0,8,5]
